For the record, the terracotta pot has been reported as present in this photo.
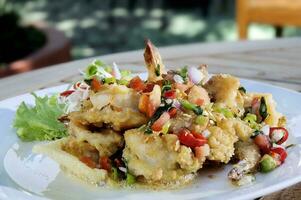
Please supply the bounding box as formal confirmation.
[0,23,71,78]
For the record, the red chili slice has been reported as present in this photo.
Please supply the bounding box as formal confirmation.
[270,147,287,163]
[164,90,176,99]
[178,129,207,148]
[60,90,75,97]
[191,131,207,141]
[269,127,289,145]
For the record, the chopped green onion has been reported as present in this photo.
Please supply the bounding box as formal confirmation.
[180,100,203,115]
[244,113,257,122]
[84,79,92,85]
[259,97,268,121]
[179,66,188,81]
[260,154,277,173]
[193,106,203,115]
[111,167,119,181]
[239,86,246,93]
[162,122,171,134]
[121,70,132,79]
[213,106,233,118]
[195,115,208,126]
[117,79,129,85]
[104,77,116,84]
[251,130,263,138]
[144,126,153,134]
[162,84,172,93]
[155,64,161,76]
[126,173,136,185]
[243,113,260,129]
[181,100,195,110]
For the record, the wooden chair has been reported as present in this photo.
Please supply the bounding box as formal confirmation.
[236,0,301,39]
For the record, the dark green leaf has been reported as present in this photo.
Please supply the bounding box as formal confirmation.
[239,86,246,93]
[155,64,161,76]
[259,97,268,121]
[251,130,263,138]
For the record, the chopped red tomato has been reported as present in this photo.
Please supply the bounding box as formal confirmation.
[168,107,177,118]
[80,156,96,169]
[195,98,204,106]
[269,127,289,145]
[178,129,207,148]
[143,83,155,93]
[129,76,145,92]
[270,147,287,164]
[151,112,170,131]
[254,134,271,154]
[100,156,111,172]
[91,77,102,92]
[60,90,74,97]
[164,90,176,99]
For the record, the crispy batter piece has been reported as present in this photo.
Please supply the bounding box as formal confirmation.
[123,129,209,184]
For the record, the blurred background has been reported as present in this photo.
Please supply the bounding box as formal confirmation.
[1,0,301,77]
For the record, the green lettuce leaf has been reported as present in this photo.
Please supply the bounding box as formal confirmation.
[13,93,68,141]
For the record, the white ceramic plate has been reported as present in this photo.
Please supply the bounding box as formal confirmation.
[0,73,301,200]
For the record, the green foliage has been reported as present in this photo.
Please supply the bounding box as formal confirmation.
[0,0,46,64]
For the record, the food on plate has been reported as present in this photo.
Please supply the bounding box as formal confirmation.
[15,40,291,188]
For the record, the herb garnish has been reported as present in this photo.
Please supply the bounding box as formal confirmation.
[155,64,161,76]
[259,97,268,121]
[239,86,246,93]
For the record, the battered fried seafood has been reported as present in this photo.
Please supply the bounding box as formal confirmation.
[33,40,289,188]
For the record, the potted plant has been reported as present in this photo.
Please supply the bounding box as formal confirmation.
[0,0,71,77]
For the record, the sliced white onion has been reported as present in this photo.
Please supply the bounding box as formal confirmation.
[270,129,284,143]
[97,67,112,78]
[172,99,181,109]
[112,62,121,79]
[173,74,184,84]
[261,124,270,136]
[188,66,203,84]
[118,167,127,173]
[272,143,285,149]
